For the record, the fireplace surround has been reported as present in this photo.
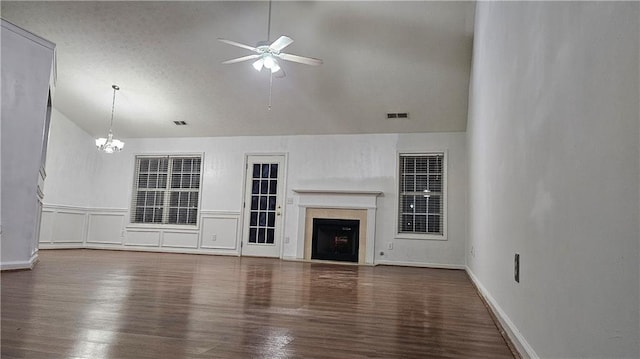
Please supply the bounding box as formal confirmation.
[293,189,382,265]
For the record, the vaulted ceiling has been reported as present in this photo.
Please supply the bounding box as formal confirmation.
[2,1,474,138]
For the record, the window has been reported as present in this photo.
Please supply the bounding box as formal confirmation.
[131,155,202,225]
[398,153,445,237]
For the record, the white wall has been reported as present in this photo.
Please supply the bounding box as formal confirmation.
[1,20,55,269]
[467,2,639,358]
[43,109,97,207]
[42,122,467,266]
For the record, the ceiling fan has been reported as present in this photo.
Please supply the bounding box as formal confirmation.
[218,1,323,108]
[218,35,322,77]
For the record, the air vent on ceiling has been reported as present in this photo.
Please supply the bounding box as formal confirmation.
[387,112,409,119]
[173,120,188,126]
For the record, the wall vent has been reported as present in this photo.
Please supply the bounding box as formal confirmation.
[387,112,409,119]
[173,120,187,126]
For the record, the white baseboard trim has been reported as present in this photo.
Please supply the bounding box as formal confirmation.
[83,244,240,257]
[40,243,85,249]
[465,266,538,359]
[1,252,39,271]
[375,259,465,270]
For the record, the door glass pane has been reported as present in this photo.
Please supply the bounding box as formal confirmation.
[249,228,257,243]
[248,161,279,247]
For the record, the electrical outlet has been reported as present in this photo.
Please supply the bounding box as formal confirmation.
[387,242,393,250]
[284,236,290,244]
[514,253,520,283]
[212,234,217,241]
[286,197,294,205]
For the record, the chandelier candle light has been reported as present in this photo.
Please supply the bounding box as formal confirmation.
[95,84,125,153]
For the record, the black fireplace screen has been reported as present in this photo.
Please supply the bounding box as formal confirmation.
[312,218,359,262]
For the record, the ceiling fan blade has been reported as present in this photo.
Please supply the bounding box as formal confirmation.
[269,35,294,52]
[277,53,323,66]
[217,38,258,52]
[222,54,260,64]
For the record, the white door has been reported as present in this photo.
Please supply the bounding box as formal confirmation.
[241,155,285,257]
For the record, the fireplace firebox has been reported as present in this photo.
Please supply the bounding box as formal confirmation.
[312,218,360,262]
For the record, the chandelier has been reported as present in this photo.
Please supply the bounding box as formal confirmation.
[95,84,124,153]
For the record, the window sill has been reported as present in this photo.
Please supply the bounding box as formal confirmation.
[395,233,447,241]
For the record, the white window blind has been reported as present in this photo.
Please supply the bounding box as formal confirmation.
[398,153,445,235]
[131,155,202,225]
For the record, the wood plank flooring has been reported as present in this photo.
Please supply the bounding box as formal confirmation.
[1,250,514,359]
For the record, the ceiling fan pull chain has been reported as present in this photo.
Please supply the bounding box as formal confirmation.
[268,71,273,110]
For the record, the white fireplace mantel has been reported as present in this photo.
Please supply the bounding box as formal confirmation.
[293,189,382,209]
[293,189,382,265]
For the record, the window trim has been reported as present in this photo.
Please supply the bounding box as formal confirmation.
[127,153,204,230]
[395,151,448,241]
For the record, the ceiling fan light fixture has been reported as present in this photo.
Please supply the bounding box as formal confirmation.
[252,58,264,71]
[263,55,276,69]
[269,60,281,73]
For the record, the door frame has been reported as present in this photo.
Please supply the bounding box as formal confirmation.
[238,152,288,258]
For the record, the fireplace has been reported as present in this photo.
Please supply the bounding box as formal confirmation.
[312,218,360,262]
[294,189,382,265]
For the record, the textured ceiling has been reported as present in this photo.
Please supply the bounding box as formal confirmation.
[1,1,474,138]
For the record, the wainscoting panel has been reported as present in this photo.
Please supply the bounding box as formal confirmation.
[40,206,241,255]
[39,210,55,243]
[162,231,199,249]
[87,212,126,244]
[124,230,161,247]
[200,213,239,250]
[52,211,86,243]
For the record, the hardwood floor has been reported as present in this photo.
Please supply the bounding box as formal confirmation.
[1,250,514,359]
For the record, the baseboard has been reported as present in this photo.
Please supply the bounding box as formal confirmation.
[83,244,240,257]
[1,252,39,271]
[375,259,465,270]
[40,243,84,249]
[465,266,538,359]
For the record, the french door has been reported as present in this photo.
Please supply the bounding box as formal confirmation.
[241,155,285,257]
